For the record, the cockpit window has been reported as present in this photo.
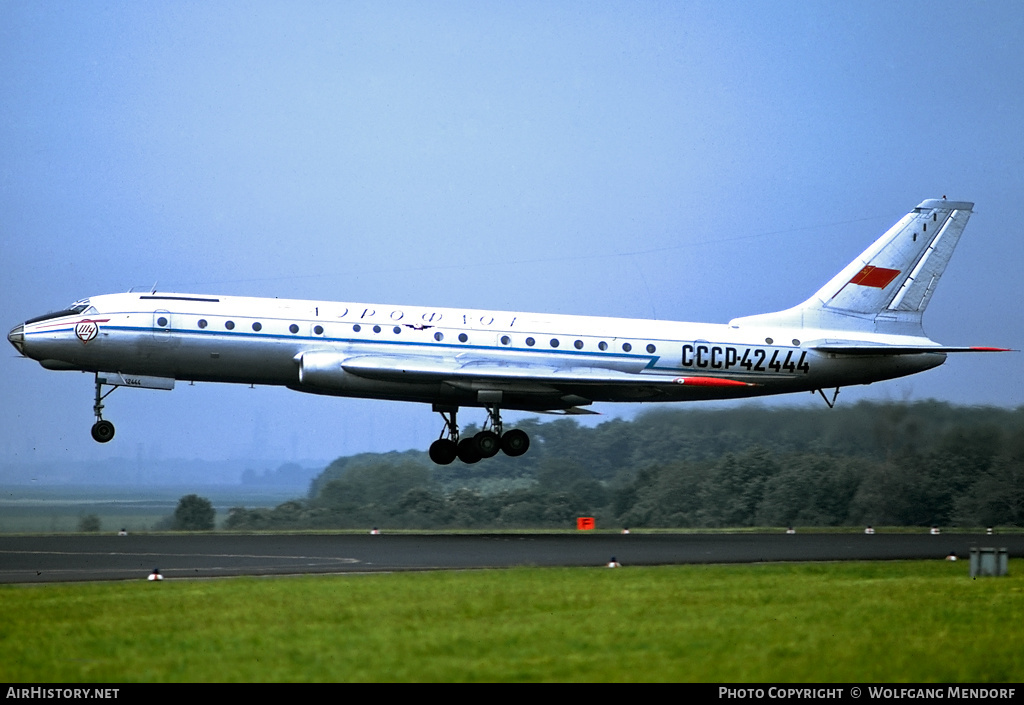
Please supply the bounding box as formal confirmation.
[25,301,97,325]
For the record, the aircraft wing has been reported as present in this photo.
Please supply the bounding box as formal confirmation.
[338,354,755,388]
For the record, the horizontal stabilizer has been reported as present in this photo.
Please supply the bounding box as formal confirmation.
[812,344,1012,356]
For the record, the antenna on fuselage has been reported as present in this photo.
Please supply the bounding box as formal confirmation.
[127,283,159,293]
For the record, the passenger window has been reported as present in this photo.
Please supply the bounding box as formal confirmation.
[458,333,468,343]
[434,332,444,341]
[525,337,535,347]
[646,344,656,354]
[622,342,632,352]
[198,319,208,329]
[574,340,584,350]
[289,324,299,334]
[225,321,235,330]
[314,325,324,335]
[252,322,262,332]
[598,341,608,351]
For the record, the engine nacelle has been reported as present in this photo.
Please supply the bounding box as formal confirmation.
[295,351,445,402]
[297,351,359,390]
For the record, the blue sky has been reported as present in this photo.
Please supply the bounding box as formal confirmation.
[2,1,1022,467]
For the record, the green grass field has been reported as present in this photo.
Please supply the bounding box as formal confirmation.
[0,486,298,533]
[1,560,1021,682]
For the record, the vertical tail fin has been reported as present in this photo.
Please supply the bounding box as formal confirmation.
[731,199,974,334]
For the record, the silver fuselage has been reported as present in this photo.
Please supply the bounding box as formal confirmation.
[8,291,945,412]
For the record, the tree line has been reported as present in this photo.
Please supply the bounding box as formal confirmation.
[225,401,1024,530]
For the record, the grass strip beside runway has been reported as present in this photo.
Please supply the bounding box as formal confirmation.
[2,561,1021,682]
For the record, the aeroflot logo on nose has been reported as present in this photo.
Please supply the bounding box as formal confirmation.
[75,320,100,344]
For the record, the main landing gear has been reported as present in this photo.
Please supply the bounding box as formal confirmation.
[90,373,116,443]
[428,405,530,465]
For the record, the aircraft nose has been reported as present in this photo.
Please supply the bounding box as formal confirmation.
[8,323,25,355]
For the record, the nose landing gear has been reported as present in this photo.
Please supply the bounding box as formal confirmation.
[428,405,531,465]
[90,373,116,443]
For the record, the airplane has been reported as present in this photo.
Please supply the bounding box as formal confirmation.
[7,198,1009,465]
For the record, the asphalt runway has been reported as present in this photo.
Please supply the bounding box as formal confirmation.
[1,531,1021,584]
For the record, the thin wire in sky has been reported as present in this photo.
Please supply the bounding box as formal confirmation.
[185,214,892,290]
